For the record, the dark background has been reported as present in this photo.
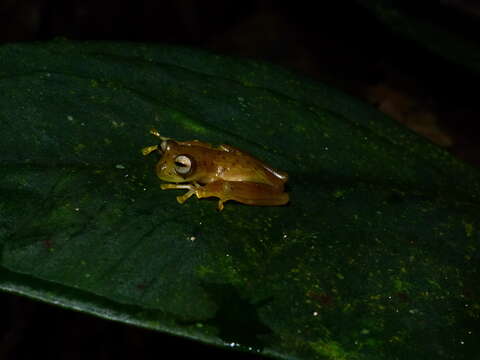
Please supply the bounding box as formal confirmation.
[1,1,479,359]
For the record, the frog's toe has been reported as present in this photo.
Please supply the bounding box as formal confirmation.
[177,188,196,203]
[176,195,186,204]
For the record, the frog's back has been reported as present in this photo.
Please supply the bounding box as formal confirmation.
[173,141,287,188]
[212,151,285,188]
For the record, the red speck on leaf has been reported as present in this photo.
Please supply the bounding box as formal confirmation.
[43,238,53,250]
[307,291,335,307]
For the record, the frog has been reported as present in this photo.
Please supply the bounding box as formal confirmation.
[142,129,289,210]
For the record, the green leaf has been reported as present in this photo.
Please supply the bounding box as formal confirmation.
[0,41,479,359]
[358,0,480,75]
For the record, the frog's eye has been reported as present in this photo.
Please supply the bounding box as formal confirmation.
[174,154,195,176]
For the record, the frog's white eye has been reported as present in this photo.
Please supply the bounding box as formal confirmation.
[174,154,195,176]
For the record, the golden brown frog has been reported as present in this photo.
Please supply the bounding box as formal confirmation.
[142,129,289,210]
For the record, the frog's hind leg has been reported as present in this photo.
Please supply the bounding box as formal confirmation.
[217,199,226,211]
[195,180,289,210]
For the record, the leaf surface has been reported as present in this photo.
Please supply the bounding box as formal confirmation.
[0,41,479,359]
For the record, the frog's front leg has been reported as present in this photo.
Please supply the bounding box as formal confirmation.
[160,182,200,204]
